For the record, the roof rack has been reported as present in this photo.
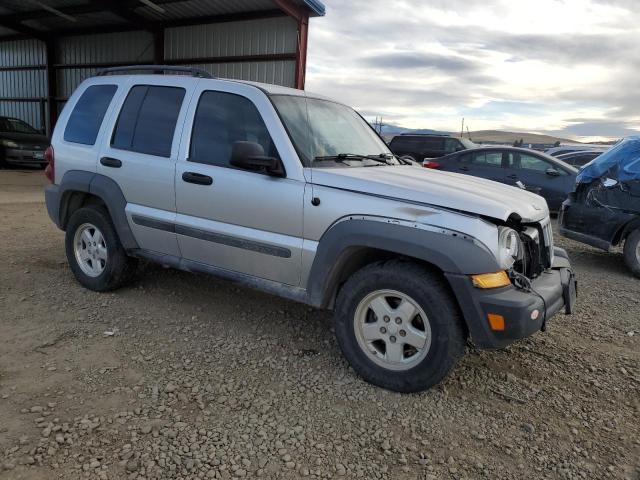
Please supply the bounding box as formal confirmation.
[400,132,450,137]
[96,65,213,79]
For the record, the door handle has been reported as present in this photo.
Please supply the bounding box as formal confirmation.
[182,172,213,186]
[100,157,122,168]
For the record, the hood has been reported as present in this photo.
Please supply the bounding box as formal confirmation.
[311,165,549,222]
[0,131,49,146]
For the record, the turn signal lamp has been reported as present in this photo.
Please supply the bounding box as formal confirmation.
[487,314,506,331]
[471,271,511,289]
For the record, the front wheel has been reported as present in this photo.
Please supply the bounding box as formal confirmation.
[334,260,466,392]
[623,229,640,278]
[65,205,138,291]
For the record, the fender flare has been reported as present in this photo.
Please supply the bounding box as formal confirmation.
[305,218,500,308]
[54,170,138,250]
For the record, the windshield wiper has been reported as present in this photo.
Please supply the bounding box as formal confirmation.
[314,153,396,166]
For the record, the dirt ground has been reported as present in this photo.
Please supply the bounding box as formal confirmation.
[1,169,638,480]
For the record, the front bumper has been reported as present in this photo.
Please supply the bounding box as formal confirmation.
[446,247,577,349]
[5,148,47,165]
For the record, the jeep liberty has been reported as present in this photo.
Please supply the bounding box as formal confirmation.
[44,66,577,392]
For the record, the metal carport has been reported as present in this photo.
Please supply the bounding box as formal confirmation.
[0,0,325,136]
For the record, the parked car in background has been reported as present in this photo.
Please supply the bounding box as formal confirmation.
[425,147,578,211]
[545,144,609,157]
[0,116,49,168]
[388,133,476,161]
[560,136,640,278]
[556,150,602,168]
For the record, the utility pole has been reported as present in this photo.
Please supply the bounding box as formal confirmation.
[461,118,465,138]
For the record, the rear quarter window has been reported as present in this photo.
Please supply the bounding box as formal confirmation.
[64,84,117,145]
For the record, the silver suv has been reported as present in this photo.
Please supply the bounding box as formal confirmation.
[44,66,577,392]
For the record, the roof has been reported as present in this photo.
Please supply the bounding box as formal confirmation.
[0,0,325,40]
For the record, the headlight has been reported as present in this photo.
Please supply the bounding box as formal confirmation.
[1,139,19,148]
[497,227,522,269]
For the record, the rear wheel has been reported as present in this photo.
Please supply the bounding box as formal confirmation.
[334,260,466,392]
[65,205,137,291]
[623,229,640,278]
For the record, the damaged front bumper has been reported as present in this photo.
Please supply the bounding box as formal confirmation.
[446,247,577,349]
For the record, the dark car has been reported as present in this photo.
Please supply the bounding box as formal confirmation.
[556,150,602,167]
[0,117,49,168]
[388,134,476,161]
[560,137,640,277]
[426,147,578,211]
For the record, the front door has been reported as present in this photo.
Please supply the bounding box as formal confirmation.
[510,152,574,210]
[174,85,304,286]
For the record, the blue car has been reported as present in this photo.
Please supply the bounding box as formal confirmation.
[423,146,578,211]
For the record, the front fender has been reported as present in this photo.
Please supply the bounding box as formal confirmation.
[306,217,500,308]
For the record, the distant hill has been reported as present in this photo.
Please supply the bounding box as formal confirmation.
[373,123,579,146]
[460,130,577,145]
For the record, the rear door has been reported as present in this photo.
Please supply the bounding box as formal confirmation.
[97,77,196,256]
[456,150,506,183]
[420,137,446,158]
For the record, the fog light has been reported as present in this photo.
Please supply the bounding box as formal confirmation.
[471,271,511,289]
[531,309,540,320]
[487,314,505,331]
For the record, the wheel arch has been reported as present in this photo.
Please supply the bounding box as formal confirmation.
[55,171,138,250]
[614,217,640,245]
[306,218,500,309]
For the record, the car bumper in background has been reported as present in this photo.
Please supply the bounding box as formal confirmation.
[5,148,47,165]
[446,247,577,349]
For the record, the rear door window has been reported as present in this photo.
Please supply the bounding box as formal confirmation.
[465,151,503,167]
[112,85,185,158]
[64,84,117,145]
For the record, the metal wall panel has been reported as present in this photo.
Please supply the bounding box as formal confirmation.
[0,39,46,129]
[57,31,155,98]
[166,17,297,58]
[0,101,43,130]
[165,16,298,87]
[185,60,296,87]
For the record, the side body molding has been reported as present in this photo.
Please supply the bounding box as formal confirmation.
[48,170,139,250]
[306,218,500,308]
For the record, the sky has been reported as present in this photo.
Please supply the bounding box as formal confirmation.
[305,0,640,142]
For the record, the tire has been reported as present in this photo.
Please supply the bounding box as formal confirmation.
[65,205,138,291]
[623,229,640,278]
[334,260,466,393]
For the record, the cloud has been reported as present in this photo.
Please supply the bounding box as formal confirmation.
[361,51,480,73]
[306,0,640,140]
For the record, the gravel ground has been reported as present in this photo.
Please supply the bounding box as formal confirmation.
[1,170,639,480]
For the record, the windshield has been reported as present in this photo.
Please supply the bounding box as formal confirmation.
[271,95,395,166]
[459,138,477,149]
[577,136,640,184]
[0,117,38,134]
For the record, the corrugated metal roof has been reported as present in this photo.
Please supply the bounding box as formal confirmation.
[0,0,326,39]
[135,0,278,21]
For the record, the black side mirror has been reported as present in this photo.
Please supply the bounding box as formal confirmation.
[546,168,561,177]
[230,141,284,177]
